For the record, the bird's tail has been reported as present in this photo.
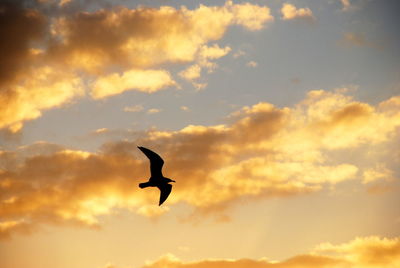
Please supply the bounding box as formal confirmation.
[139,182,151,188]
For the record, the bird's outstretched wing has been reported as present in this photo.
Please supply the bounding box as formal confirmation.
[158,183,172,206]
[138,146,164,177]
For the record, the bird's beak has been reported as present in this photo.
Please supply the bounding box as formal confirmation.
[172,180,176,183]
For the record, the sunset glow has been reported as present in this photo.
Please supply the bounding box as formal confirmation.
[0,1,399,268]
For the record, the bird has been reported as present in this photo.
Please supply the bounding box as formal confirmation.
[137,146,175,206]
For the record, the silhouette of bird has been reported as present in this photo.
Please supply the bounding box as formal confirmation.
[138,146,175,206]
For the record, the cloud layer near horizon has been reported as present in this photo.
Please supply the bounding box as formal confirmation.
[140,236,400,268]
[1,89,399,238]
[0,1,273,131]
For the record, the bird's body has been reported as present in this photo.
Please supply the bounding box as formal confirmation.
[137,146,175,206]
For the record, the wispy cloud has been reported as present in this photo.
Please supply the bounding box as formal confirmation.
[124,105,144,113]
[147,108,161,114]
[179,65,202,81]
[246,61,258,68]
[339,32,383,49]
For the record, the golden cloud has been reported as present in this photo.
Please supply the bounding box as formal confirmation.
[0,66,84,131]
[179,65,202,81]
[281,3,315,22]
[141,236,400,268]
[315,236,400,267]
[0,219,34,240]
[363,164,394,184]
[91,69,176,99]
[50,1,272,73]
[0,90,399,237]
[1,1,272,131]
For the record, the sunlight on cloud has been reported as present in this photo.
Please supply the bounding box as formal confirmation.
[91,69,176,99]
[0,90,399,237]
[0,220,33,239]
[179,65,202,81]
[246,61,258,68]
[51,1,272,72]
[137,204,170,218]
[140,236,400,268]
[362,164,394,184]
[0,1,273,131]
[281,3,315,22]
[0,67,83,131]
[124,105,144,113]
[315,236,400,267]
[230,1,274,31]
[147,109,161,114]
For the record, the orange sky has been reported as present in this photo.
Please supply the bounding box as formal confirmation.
[0,0,399,267]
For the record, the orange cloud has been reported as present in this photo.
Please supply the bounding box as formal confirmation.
[281,3,315,23]
[0,90,399,237]
[179,65,202,81]
[315,236,400,267]
[0,1,273,131]
[0,66,84,131]
[91,69,176,99]
[49,2,272,73]
[140,236,400,268]
[0,219,34,240]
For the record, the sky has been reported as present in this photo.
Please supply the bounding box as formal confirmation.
[0,0,399,267]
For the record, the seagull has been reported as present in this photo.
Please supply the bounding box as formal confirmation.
[138,146,175,206]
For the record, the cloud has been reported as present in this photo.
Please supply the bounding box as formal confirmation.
[49,1,272,73]
[0,219,34,240]
[147,108,161,114]
[0,90,399,237]
[198,45,232,62]
[246,61,258,68]
[338,32,382,49]
[342,32,367,46]
[290,77,301,84]
[0,1,273,131]
[0,66,84,131]
[179,65,202,81]
[281,3,315,23]
[340,0,352,11]
[91,69,176,99]
[362,164,394,184]
[178,44,231,88]
[136,204,170,218]
[193,82,208,91]
[233,49,246,58]
[315,236,400,267]
[59,0,72,7]
[124,105,144,113]
[140,236,400,268]
[0,1,46,87]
